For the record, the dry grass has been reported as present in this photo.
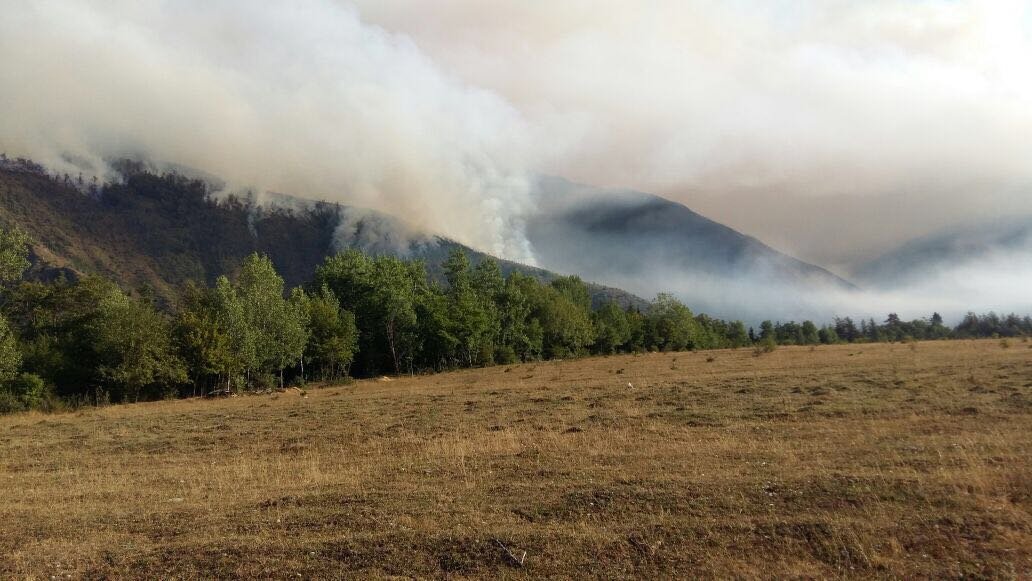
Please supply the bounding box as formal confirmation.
[1,340,1030,578]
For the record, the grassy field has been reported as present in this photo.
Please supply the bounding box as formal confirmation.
[1,340,1030,578]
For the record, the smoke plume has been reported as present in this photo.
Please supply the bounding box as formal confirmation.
[0,0,538,262]
[352,0,1032,267]
[2,1,1031,321]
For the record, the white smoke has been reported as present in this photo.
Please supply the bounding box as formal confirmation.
[351,0,1032,267]
[0,0,539,262]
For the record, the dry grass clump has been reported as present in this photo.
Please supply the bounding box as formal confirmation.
[1,339,1029,578]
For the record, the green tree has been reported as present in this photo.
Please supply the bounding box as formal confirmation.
[236,253,286,381]
[759,320,775,342]
[530,283,594,358]
[496,275,532,362]
[0,226,30,283]
[174,281,235,394]
[443,249,496,366]
[369,255,422,374]
[625,308,646,352]
[593,301,631,354]
[233,254,310,387]
[91,286,187,401]
[726,320,750,347]
[0,314,21,383]
[278,288,311,386]
[212,275,255,390]
[800,320,820,345]
[414,284,458,370]
[646,294,699,351]
[550,276,592,312]
[305,285,359,380]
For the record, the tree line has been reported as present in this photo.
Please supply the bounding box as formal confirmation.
[0,226,1026,414]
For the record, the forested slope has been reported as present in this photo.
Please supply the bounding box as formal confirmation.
[0,163,643,309]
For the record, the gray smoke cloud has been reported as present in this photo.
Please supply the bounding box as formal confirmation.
[2,0,1031,321]
[0,0,538,262]
[351,0,1032,269]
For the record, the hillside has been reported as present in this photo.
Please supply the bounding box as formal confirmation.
[526,177,857,319]
[852,217,1032,288]
[0,160,871,320]
[0,163,644,309]
[1,340,1028,577]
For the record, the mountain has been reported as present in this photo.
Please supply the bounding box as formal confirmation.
[524,177,856,320]
[0,162,644,309]
[852,217,1032,288]
[0,160,863,321]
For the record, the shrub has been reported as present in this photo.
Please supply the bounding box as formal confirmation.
[753,338,777,356]
[478,342,496,366]
[253,372,278,390]
[0,390,25,414]
[8,373,47,409]
[494,345,518,365]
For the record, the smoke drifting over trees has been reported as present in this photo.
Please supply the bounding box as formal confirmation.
[0,0,538,261]
[2,1,1031,320]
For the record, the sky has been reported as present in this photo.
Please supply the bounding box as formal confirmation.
[352,0,1032,270]
[2,0,1031,274]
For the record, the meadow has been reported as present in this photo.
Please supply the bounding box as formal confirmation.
[1,339,1029,578]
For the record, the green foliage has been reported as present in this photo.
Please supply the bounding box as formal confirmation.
[497,275,534,361]
[174,281,235,391]
[522,277,595,358]
[444,249,498,367]
[593,302,631,354]
[1,219,1028,413]
[90,283,187,401]
[315,250,425,374]
[550,275,592,313]
[494,344,518,365]
[753,338,777,356]
[726,320,750,348]
[625,308,646,352]
[0,226,30,284]
[0,390,24,414]
[759,320,774,341]
[800,321,820,345]
[212,275,255,389]
[237,254,304,386]
[645,294,699,351]
[5,373,47,410]
[0,313,21,383]
[305,285,358,380]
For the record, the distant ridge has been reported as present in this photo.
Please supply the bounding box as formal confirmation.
[852,217,1032,288]
[524,176,856,319]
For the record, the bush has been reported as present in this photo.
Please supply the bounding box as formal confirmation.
[477,342,495,367]
[494,345,518,365]
[252,372,278,390]
[7,373,47,409]
[753,338,777,356]
[0,390,26,414]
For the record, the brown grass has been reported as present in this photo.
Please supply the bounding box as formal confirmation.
[1,340,1030,578]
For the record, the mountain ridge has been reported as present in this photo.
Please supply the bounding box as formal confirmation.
[852,216,1032,288]
[0,164,646,310]
[524,176,857,320]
